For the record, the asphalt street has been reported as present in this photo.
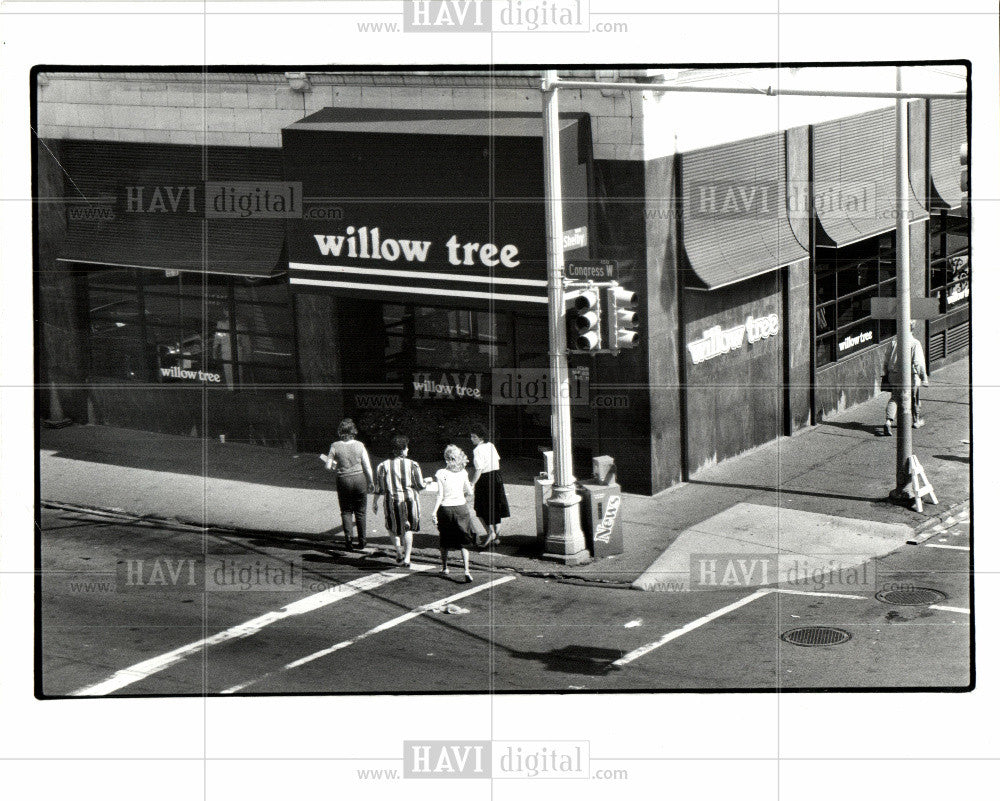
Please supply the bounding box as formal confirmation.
[40,506,971,696]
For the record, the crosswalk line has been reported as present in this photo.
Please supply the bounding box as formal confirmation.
[71,566,433,696]
[221,574,517,693]
[612,589,773,668]
[928,604,970,615]
[613,587,869,668]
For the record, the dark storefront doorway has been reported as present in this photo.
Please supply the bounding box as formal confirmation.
[337,301,551,462]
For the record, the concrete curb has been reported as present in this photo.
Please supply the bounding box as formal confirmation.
[906,498,971,545]
[42,496,971,587]
[40,500,637,589]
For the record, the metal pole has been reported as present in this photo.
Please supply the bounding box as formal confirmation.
[554,79,964,101]
[895,67,914,493]
[540,70,588,564]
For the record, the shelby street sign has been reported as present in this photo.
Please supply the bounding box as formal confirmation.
[565,259,616,281]
[869,297,943,320]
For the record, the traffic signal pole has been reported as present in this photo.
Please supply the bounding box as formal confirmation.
[894,66,914,493]
[540,70,589,564]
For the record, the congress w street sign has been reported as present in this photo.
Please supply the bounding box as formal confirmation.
[565,259,616,281]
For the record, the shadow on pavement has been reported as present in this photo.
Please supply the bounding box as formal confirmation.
[512,645,624,676]
[686,479,888,505]
[934,454,970,464]
[817,420,884,437]
[41,425,544,491]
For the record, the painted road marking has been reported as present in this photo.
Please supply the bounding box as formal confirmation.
[71,566,432,696]
[771,589,868,599]
[612,589,772,668]
[929,604,970,615]
[613,587,867,668]
[924,543,970,551]
[221,574,517,693]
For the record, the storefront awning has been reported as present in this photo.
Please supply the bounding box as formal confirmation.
[54,140,287,277]
[282,108,591,308]
[58,217,285,277]
[284,107,585,139]
[812,106,928,247]
[929,98,968,212]
[681,132,808,290]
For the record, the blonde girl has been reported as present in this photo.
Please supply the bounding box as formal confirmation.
[431,444,476,582]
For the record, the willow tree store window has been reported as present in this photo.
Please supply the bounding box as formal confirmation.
[929,212,970,309]
[815,234,897,368]
[85,268,296,389]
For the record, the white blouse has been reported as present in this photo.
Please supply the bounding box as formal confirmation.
[473,442,501,472]
[435,468,472,507]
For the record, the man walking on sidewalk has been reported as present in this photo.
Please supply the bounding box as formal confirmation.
[882,319,930,436]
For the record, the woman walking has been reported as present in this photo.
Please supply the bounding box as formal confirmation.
[432,444,476,583]
[469,424,510,546]
[372,433,428,568]
[325,418,375,551]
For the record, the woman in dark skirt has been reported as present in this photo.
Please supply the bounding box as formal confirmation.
[470,424,510,546]
[432,444,476,583]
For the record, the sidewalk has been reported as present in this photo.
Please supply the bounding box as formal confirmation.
[39,360,971,588]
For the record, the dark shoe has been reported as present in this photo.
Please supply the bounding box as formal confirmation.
[463,573,473,583]
[344,540,355,551]
[357,538,367,549]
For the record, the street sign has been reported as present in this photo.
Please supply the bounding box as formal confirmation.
[870,296,941,320]
[562,226,589,252]
[565,259,616,281]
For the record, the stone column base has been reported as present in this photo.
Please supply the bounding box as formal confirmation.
[542,492,591,565]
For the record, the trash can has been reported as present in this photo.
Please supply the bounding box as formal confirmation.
[534,450,555,546]
[578,480,624,557]
[534,475,553,544]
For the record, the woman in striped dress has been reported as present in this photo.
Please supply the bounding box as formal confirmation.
[372,433,430,568]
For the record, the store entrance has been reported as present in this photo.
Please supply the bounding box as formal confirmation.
[343,302,555,465]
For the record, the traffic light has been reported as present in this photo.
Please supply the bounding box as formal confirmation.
[602,284,640,351]
[567,288,602,351]
[959,141,969,215]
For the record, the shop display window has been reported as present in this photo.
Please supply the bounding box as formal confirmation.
[929,212,970,310]
[815,235,897,368]
[83,267,296,388]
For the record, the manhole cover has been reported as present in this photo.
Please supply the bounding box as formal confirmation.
[875,587,947,606]
[780,627,852,647]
